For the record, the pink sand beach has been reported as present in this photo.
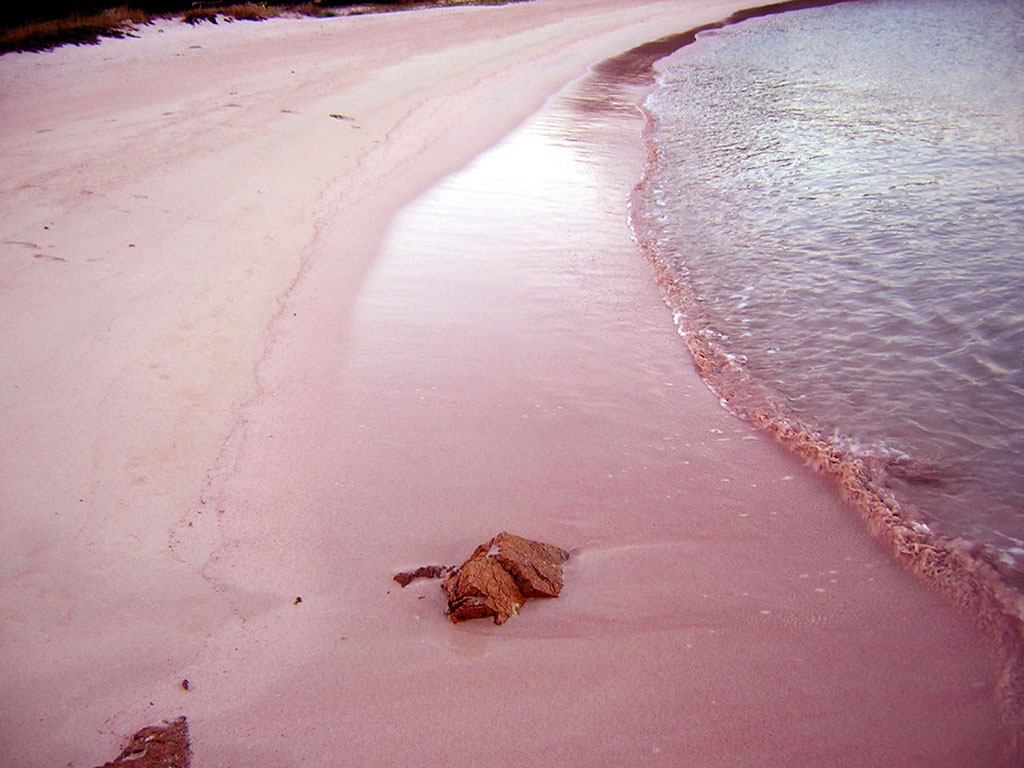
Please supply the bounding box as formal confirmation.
[0,1,1014,765]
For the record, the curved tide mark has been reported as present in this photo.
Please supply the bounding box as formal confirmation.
[587,0,859,89]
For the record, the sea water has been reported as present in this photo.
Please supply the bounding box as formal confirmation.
[636,0,1024,587]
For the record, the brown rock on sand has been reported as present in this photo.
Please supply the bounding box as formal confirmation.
[442,532,570,624]
[93,716,190,768]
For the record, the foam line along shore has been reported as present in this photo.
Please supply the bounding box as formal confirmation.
[627,0,1024,753]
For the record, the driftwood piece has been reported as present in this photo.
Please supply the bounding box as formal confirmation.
[93,716,190,768]
[393,564,453,587]
[443,532,570,625]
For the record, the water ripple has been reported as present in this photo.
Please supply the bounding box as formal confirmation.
[639,0,1024,572]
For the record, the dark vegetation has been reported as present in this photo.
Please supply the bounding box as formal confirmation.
[0,1,519,54]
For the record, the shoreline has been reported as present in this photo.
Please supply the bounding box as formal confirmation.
[619,6,1024,752]
[0,1,1014,764]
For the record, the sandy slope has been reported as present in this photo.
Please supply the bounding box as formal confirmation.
[0,2,1009,765]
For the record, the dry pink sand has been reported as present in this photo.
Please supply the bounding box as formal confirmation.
[0,2,1011,766]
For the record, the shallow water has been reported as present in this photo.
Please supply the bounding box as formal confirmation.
[637,0,1024,582]
[329,64,1011,765]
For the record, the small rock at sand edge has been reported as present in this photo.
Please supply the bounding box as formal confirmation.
[443,532,569,625]
[92,715,190,768]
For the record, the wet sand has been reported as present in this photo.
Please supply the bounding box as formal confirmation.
[0,2,1011,766]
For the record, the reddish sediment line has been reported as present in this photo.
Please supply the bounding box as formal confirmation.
[586,0,1024,758]
[591,0,858,84]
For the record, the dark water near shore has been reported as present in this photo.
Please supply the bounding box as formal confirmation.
[637,0,1024,586]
